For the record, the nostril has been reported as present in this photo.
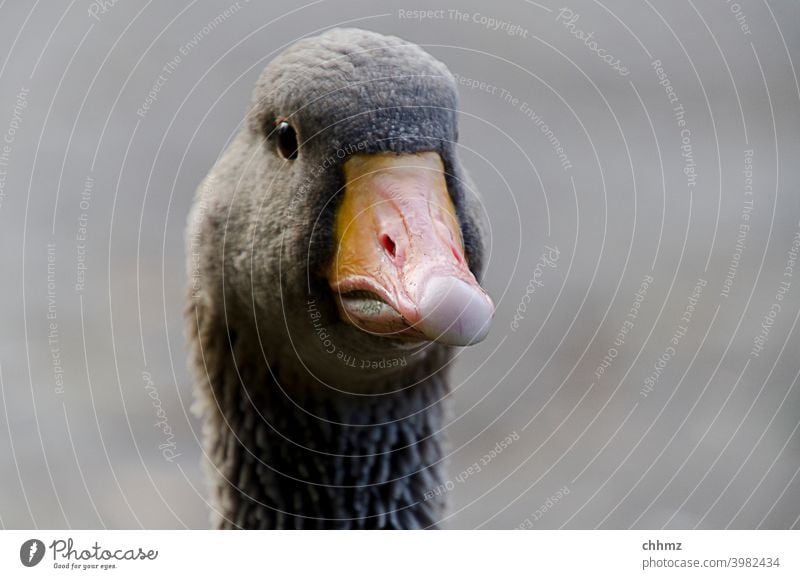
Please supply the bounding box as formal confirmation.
[380,233,397,259]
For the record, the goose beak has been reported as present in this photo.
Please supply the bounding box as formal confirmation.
[326,152,494,346]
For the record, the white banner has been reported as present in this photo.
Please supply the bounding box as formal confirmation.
[0,530,796,578]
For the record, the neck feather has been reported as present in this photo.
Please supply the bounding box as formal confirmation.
[188,304,452,529]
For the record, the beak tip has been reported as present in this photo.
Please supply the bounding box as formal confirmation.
[416,277,495,346]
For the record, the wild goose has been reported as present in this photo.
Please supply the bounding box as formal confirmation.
[186,28,494,529]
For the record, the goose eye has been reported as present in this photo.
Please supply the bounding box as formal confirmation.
[275,120,298,160]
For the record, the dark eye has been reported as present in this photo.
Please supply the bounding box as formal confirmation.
[275,120,298,160]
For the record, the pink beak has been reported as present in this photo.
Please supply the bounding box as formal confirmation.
[327,152,494,346]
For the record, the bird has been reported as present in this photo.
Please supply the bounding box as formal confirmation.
[186,28,494,529]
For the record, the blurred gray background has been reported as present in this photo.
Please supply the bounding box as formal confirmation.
[0,0,799,529]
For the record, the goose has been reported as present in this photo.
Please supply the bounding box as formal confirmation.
[186,28,494,529]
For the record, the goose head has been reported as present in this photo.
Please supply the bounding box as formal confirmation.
[188,28,495,529]
[192,28,493,387]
